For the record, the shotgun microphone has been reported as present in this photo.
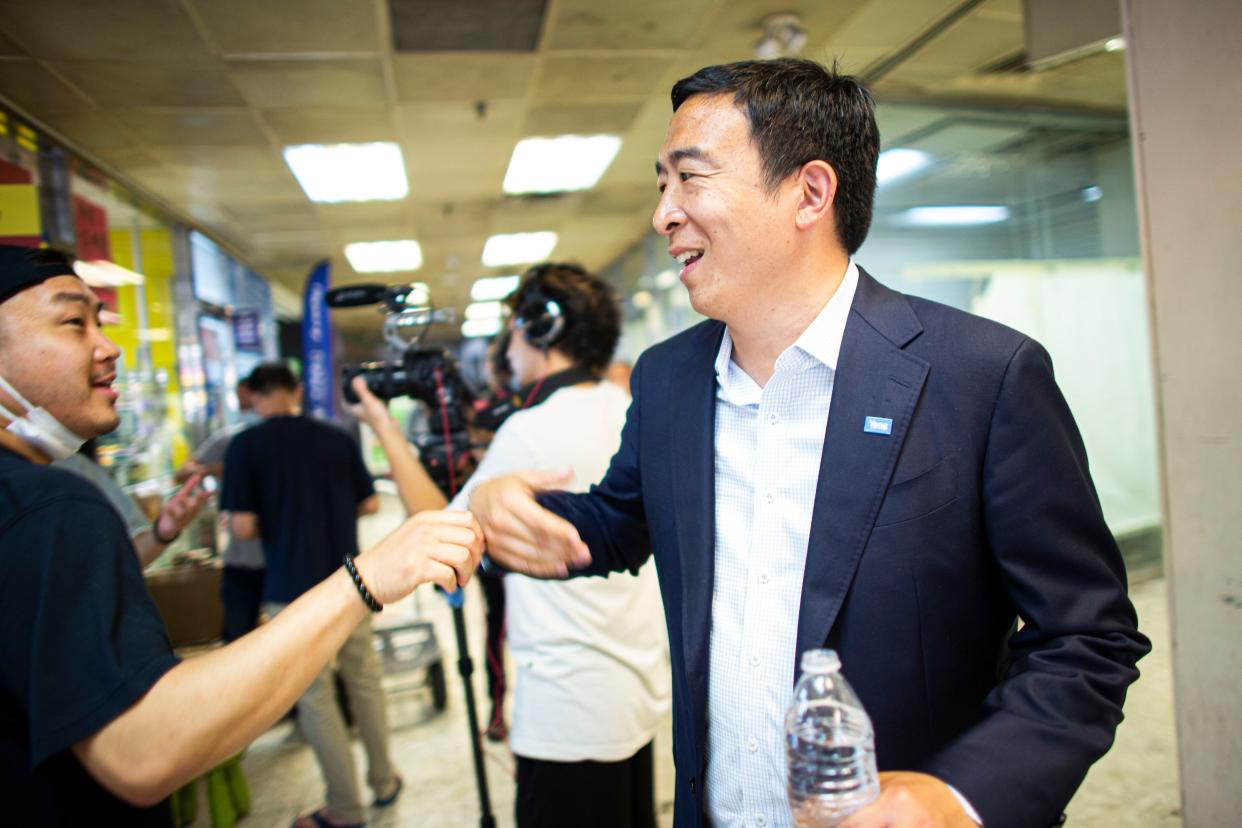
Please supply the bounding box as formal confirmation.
[323,283,390,307]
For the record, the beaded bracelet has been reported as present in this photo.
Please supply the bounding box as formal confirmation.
[343,554,383,612]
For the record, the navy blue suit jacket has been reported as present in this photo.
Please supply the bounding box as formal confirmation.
[541,268,1149,828]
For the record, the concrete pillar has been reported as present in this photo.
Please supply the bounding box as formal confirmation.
[1121,1,1242,824]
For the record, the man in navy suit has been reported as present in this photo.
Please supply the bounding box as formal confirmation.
[468,59,1149,828]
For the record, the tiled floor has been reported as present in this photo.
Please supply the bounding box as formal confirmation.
[184,502,1179,827]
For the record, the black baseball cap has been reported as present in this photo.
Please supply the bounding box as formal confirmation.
[0,244,77,305]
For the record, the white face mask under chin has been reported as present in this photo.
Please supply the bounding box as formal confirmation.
[0,374,87,461]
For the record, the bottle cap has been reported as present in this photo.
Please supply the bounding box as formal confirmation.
[801,648,841,673]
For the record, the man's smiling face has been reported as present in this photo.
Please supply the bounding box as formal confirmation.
[652,93,802,325]
[0,275,122,440]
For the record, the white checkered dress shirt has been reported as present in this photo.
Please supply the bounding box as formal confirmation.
[705,262,859,828]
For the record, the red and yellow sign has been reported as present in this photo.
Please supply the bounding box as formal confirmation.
[0,157,40,248]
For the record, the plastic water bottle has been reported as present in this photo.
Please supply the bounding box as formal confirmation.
[785,649,880,827]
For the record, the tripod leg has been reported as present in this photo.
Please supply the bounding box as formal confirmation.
[450,599,497,828]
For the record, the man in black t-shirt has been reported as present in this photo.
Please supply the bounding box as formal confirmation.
[222,363,400,828]
[0,245,484,826]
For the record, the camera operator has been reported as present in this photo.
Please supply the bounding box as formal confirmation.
[0,245,483,826]
[350,263,671,828]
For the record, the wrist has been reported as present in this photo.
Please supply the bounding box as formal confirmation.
[343,554,383,612]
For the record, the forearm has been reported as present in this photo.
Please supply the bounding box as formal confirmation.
[131,531,166,569]
[76,568,368,804]
[370,418,447,513]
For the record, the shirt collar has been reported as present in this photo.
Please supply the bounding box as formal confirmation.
[714,260,859,400]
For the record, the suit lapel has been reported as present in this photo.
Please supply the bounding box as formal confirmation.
[670,323,723,752]
[795,270,929,666]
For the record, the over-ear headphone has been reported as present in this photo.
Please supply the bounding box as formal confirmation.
[513,289,565,350]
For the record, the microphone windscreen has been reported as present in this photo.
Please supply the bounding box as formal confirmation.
[324,284,389,307]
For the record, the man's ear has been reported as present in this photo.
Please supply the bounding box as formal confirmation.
[794,160,838,231]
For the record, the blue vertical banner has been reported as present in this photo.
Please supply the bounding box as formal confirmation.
[301,259,335,420]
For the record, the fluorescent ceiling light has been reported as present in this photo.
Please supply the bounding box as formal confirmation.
[1082,185,1103,203]
[470,275,521,301]
[481,232,558,267]
[344,240,423,273]
[391,282,431,308]
[653,268,679,291]
[877,148,932,186]
[896,206,1011,227]
[462,318,503,338]
[283,142,409,203]
[632,290,654,310]
[503,135,623,194]
[74,260,145,287]
[1104,37,1125,52]
[465,301,505,321]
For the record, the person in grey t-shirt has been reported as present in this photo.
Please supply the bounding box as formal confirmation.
[56,440,209,570]
[181,379,265,641]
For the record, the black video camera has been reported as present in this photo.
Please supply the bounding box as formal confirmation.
[326,282,476,498]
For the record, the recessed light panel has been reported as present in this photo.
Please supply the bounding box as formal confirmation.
[344,240,423,273]
[503,135,622,195]
[284,143,409,203]
[470,275,521,301]
[481,232,558,267]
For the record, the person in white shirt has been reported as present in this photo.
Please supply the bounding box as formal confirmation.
[349,263,671,828]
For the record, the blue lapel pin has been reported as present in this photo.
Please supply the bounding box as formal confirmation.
[863,416,893,435]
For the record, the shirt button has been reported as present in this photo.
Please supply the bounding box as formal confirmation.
[750,654,761,667]
[747,736,759,752]
[755,816,767,827]
[768,412,779,425]
[758,572,769,585]
[764,492,774,504]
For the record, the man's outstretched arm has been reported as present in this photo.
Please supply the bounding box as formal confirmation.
[74,509,483,806]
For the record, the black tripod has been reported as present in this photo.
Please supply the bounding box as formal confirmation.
[442,587,497,828]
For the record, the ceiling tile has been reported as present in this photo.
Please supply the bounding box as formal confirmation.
[533,55,674,101]
[187,0,381,55]
[398,99,526,143]
[313,200,415,229]
[261,106,398,145]
[228,59,387,108]
[413,200,490,240]
[0,60,94,113]
[227,201,319,227]
[389,0,547,52]
[522,101,644,136]
[0,0,207,61]
[402,170,504,203]
[391,55,536,102]
[893,12,1024,82]
[0,32,27,57]
[145,145,281,170]
[405,134,513,179]
[116,109,268,146]
[50,60,246,108]
[89,146,167,175]
[543,0,719,50]
[489,194,581,232]
[31,113,140,160]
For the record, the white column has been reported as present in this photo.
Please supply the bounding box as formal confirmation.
[1122,1,1242,824]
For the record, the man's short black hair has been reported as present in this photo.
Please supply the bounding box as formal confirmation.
[506,263,621,376]
[246,362,299,395]
[671,58,880,255]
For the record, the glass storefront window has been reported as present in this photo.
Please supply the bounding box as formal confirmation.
[861,103,1159,569]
